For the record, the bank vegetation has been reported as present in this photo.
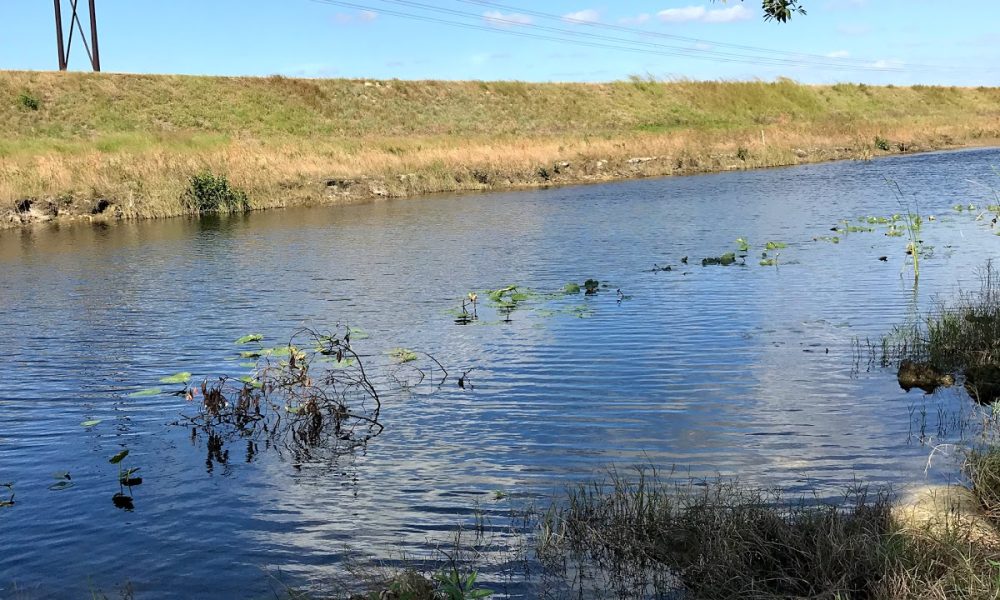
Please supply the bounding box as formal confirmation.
[3,71,1000,227]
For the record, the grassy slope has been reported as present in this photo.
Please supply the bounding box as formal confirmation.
[2,71,1000,225]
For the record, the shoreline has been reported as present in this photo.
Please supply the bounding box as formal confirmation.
[4,138,999,232]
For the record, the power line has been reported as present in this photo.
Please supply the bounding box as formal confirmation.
[459,0,918,69]
[307,0,920,73]
[384,0,901,70]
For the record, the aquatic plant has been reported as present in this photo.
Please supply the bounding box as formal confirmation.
[0,482,14,508]
[584,279,600,294]
[159,372,191,385]
[702,252,737,266]
[485,285,534,317]
[764,240,787,250]
[538,468,901,599]
[563,282,581,294]
[48,471,74,491]
[173,327,429,460]
[873,261,1000,404]
[389,348,419,363]
[886,178,925,281]
[234,333,263,344]
[736,237,750,252]
[434,568,493,600]
[110,449,142,487]
[455,293,479,325]
[183,171,249,214]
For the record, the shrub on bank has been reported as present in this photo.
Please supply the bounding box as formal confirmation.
[183,171,249,214]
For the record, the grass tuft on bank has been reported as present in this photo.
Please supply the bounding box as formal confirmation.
[533,469,1000,599]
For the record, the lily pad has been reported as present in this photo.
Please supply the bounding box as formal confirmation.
[348,327,370,340]
[48,480,75,491]
[238,376,263,389]
[80,419,102,427]
[109,449,129,464]
[128,387,162,398]
[388,348,419,363]
[158,372,192,385]
[234,333,263,344]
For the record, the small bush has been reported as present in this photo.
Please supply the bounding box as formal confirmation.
[875,135,891,151]
[736,146,750,161]
[183,172,249,213]
[17,92,40,111]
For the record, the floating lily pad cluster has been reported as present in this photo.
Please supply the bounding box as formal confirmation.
[453,279,623,325]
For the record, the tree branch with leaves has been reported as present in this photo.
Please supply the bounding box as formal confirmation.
[717,0,807,22]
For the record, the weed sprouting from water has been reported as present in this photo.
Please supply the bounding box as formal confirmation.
[0,482,13,508]
[886,177,922,281]
[170,326,442,462]
[454,292,479,325]
[109,449,140,511]
[874,261,1000,385]
[538,467,898,599]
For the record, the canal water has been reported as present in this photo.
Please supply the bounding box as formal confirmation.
[2,147,1000,598]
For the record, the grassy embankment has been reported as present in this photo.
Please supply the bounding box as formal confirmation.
[2,71,1000,227]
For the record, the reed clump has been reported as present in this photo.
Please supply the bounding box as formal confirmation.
[876,261,1000,402]
[536,469,1000,599]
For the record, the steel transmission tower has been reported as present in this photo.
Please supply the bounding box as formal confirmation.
[53,0,101,71]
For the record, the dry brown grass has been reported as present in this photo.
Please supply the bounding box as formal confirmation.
[2,71,1000,227]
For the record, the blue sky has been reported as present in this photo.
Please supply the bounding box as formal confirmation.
[1,1,998,85]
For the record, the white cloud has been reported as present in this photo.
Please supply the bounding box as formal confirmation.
[483,10,534,27]
[703,5,752,22]
[332,10,378,25]
[825,50,850,58]
[657,5,752,24]
[563,9,601,24]
[657,6,707,22]
[619,13,651,25]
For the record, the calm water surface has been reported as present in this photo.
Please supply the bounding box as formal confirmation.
[2,148,1000,598]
